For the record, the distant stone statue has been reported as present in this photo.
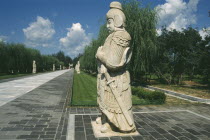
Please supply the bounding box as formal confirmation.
[69,63,71,69]
[32,60,36,74]
[95,1,136,134]
[70,64,73,69]
[75,61,80,74]
[53,64,55,71]
[60,65,61,70]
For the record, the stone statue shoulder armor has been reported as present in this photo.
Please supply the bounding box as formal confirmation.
[112,30,131,48]
[102,30,131,71]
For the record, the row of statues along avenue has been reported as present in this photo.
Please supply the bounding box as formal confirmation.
[32,60,73,74]
[91,1,139,137]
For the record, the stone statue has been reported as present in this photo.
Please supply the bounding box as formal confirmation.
[95,1,136,134]
[32,60,36,74]
[60,65,61,70]
[70,64,73,69]
[53,64,55,71]
[75,61,80,74]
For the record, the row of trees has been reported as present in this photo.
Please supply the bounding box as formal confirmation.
[154,27,210,84]
[0,42,72,74]
[77,0,210,84]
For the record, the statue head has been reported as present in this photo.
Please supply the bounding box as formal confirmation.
[106,1,126,32]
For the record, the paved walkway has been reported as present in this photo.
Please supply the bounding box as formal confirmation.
[0,70,70,106]
[0,69,73,140]
[144,85,210,104]
[0,70,210,140]
[67,104,210,140]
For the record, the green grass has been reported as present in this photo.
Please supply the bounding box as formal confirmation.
[71,71,98,106]
[71,71,157,106]
[0,71,55,81]
[0,73,32,80]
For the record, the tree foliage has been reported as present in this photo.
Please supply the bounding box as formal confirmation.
[0,42,72,74]
[80,24,109,73]
[122,0,158,80]
[53,51,73,67]
[79,0,158,79]
[74,0,210,85]
[154,27,207,84]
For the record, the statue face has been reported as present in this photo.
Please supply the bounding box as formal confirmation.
[107,18,115,33]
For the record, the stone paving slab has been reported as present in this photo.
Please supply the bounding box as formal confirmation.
[0,70,70,106]
[0,69,73,140]
[67,104,210,140]
[1,69,210,140]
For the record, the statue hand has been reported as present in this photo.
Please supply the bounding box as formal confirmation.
[96,46,103,59]
[101,64,107,73]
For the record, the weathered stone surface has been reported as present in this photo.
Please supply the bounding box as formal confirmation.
[32,60,36,74]
[95,1,135,134]
[53,64,55,71]
[75,61,80,74]
[91,121,139,137]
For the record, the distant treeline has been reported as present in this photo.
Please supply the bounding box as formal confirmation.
[76,0,210,84]
[0,42,72,74]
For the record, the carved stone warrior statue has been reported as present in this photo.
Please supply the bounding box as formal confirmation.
[95,1,136,133]
[32,60,36,74]
[53,64,55,71]
[75,61,80,74]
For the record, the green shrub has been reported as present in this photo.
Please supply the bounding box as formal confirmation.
[131,87,139,95]
[131,87,166,104]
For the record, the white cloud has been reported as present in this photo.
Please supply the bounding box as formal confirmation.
[23,16,55,47]
[199,27,210,40]
[0,35,8,42]
[156,0,199,32]
[156,29,162,36]
[59,23,91,57]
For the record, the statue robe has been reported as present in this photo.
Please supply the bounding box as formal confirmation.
[97,29,136,132]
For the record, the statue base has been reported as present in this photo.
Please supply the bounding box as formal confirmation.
[91,121,140,138]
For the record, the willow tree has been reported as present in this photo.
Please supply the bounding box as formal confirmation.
[122,0,158,81]
[80,24,109,73]
[80,0,158,80]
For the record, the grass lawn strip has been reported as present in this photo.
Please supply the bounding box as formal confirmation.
[0,73,31,80]
[152,84,210,99]
[71,71,192,106]
[72,72,97,106]
[0,71,54,80]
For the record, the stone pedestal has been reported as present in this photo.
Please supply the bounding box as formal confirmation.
[91,121,139,138]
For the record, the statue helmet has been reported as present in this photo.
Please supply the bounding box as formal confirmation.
[106,1,126,28]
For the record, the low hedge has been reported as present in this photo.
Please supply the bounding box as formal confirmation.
[131,87,166,104]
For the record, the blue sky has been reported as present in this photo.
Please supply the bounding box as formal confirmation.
[0,0,209,58]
